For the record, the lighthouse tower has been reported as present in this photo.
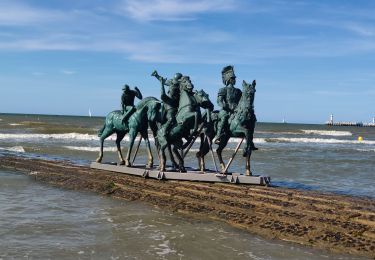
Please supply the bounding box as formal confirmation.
[329,114,334,125]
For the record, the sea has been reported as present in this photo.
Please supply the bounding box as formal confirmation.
[0,113,374,259]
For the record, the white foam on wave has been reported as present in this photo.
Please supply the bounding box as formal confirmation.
[268,137,375,145]
[301,129,352,136]
[0,133,103,141]
[227,138,266,144]
[8,123,23,126]
[356,148,375,152]
[0,146,25,153]
[0,133,268,145]
[64,146,118,152]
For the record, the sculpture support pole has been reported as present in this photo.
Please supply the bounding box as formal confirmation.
[182,122,205,159]
[223,137,244,174]
[131,136,142,165]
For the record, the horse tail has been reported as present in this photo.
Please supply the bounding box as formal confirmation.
[97,124,106,137]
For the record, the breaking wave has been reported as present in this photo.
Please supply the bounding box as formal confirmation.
[266,137,375,145]
[0,133,104,141]
[0,146,25,153]
[0,133,269,145]
[64,146,118,152]
[356,148,375,152]
[301,130,352,136]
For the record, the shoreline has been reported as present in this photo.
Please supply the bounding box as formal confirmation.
[0,155,374,258]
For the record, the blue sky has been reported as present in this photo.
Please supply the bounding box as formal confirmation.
[0,0,374,123]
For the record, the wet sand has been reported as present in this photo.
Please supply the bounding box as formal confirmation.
[1,155,374,258]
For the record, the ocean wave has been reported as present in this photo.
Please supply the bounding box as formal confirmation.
[266,137,375,145]
[0,133,268,145]
[0,146,25,153]
[301,129,352,136]
[8,123,23,126]
[356,148,375,152]
[64,146,118,152]
[0,133,104,141]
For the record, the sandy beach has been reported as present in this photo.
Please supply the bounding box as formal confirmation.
[1,155,374,258]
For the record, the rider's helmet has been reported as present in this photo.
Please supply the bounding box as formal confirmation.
[221,65,236,86]
[122,84,130,91]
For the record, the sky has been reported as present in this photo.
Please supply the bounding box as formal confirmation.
[0,0,374,123]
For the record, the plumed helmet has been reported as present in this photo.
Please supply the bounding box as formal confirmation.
[221,65,236,85]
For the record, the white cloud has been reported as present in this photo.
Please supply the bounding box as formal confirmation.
[0,1,64,25]
[120,0,237,21]
[61,70,76,75]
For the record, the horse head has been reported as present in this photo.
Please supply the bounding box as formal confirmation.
[242,80,256,108]
[194,89,214,111]
[145,98,162,123]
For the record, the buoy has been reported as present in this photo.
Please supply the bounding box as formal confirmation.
[358,136,363,141]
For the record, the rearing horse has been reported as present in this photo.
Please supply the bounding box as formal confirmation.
[96,97,161,167]
[157,82,214,172]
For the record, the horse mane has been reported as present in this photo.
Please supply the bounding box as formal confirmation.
[136,96,159,110]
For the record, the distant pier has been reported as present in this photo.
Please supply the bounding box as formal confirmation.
[325,114,375,127]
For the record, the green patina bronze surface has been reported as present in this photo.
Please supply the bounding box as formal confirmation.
[97,65,257,175]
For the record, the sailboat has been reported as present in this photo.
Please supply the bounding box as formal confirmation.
[282,117,286,124]
[89,108,92,117]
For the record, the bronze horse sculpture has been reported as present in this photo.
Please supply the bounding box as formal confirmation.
[96,97,161,167]
[157,78,214,172]
[196,80,257,175]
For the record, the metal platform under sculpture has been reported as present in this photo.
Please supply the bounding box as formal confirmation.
[90,162,271,186]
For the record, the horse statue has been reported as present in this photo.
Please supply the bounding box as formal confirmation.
[157,77,214,172]
[197,80,257,175]
[96,97,162,167]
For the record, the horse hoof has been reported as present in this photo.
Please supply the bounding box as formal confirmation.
[96,158,102,163]
[179,167,187,173]
[119,160,125,166]
[146,163,153,168]
[125,161,131,167]
[246,171,252,176]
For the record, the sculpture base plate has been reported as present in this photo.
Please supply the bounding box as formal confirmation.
[90,162,271,186]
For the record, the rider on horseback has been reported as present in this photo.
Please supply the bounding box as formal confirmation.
[214,65,242,144]
[152,71,182,137]
[121,84,143,129]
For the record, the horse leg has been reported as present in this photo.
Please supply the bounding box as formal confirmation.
[159,146,166,172]
[116,132,126,165]
[173,144,186,173]
[216,136,229,173]
[196,133,206,172]
[167,145,178,170]
[125,130,136,167]
[142,132,153,168]
[96,128,113,163]
[244,131,253,176]
[246,153,252,176]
